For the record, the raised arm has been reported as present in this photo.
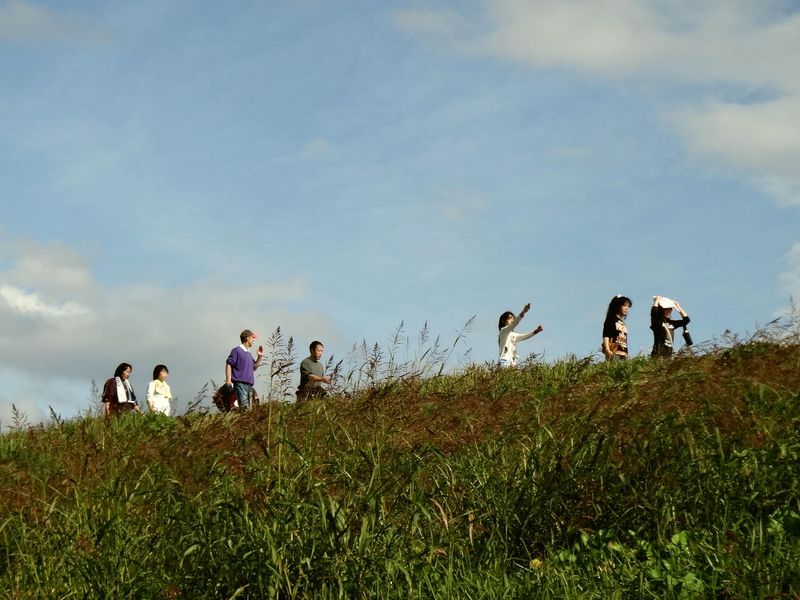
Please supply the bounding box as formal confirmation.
[669,301,690,327]
[519,302,531,319]
[514,324,544,342]
[254,345,265,370]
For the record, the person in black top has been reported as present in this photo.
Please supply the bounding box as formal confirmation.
[602,295,632,361]
[650,296,690,357]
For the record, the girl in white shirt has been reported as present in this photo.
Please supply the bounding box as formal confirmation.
[146,364,173,416]
[497,302,544,367]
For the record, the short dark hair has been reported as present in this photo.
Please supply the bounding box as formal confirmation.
[309,340,323,353]
[498,311,514,331]
[114,363,132,378]
[240,329,255,343]
[152,364,169,380]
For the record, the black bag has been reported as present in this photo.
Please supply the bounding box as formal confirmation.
[213,383,237,412]
[682,328,694,347]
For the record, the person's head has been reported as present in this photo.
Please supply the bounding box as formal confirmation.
[153,364,169,381]
[240,329,258,347]
[498,311,515,330]
[114,363,132,380]
[309,340,324,361]
[606,295,632,321]
[651,305,673,323]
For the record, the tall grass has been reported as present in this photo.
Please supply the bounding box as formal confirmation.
[2,317,800,598]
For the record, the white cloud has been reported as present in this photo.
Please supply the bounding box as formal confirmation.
[673,96,800,206]
[0,237,342,421]
[397,1,800,90]
[394,0,800,206]
[0,285,90,318]
[1,237,96,295]
[675,98,800,173]
[757,176,800,208]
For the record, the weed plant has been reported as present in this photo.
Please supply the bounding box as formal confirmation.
[2,316,800,598]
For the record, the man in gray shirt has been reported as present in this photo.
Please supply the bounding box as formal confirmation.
[297,340,331,402]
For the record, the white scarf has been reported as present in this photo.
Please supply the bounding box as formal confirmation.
[115,377,134,404]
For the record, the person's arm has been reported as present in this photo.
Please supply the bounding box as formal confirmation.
[601,320,616,359]
[146,381,156,412]
[254,345,265,370]
[505,302,532,332]
[299,359,311,388]
[299,359,331,385]
[129,384,141,412]
[669,302,690,328]
[225,349,237,384]
[669,315,690,328]
[515,302,531,326]
[101,378,115,402]
[515,325,544,342]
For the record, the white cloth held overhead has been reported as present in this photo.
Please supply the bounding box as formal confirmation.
[654,296,677,310]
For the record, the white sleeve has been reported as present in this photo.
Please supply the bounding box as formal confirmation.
[514,329,538,342]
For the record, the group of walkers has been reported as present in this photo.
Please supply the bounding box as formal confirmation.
[100,295,693,415]
[497,295,691,367]
[100,330,332,416]
[101,363,172,416]
[600,294,692,360]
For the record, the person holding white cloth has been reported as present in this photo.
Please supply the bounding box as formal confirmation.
[146,364,173,415]
[650,296,690,357]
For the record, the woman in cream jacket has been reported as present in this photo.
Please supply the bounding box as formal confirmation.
[146,364,173,415]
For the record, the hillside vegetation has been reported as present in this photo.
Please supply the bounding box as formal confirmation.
[2,330,800,598]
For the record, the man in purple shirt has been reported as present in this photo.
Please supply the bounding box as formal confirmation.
[225,329,264,410]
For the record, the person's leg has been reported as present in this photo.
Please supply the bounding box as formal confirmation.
[233,382,252,410]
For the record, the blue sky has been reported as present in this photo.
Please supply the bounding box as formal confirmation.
[2,0,799,425]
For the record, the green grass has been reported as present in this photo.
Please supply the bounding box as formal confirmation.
[2,339,800,598]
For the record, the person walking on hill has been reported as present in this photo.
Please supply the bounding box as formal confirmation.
[602,295,632,361]
[225,329,265,410]
[650,296,690,357]
[296,340,331,402]
[101,363,141,416]
[146,364,172,416]
[497,302,544,368]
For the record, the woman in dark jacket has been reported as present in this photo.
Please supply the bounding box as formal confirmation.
[650,296,690,357]
[101,362,140,416]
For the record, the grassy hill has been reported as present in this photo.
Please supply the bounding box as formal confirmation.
[2,331,800,598]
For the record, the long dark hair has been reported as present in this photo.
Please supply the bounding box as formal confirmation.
[650,305,671,327]
[114,363,132,378]
[605,295,632,324]
[498,311,514,330]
